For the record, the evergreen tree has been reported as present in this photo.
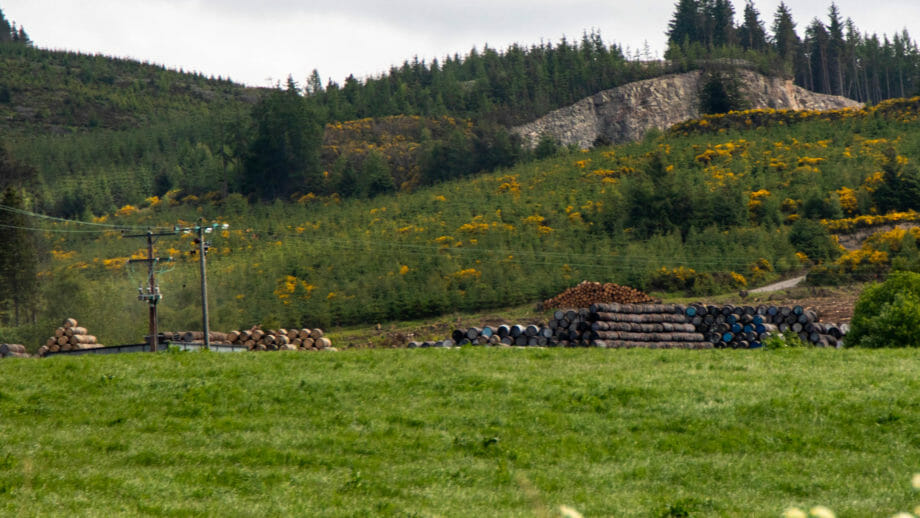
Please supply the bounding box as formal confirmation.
[805,18,832,94]
[771,3,801,75]
[827,4,846,96]
[706,0,737,48]
[0,186,39,325]
[738,0,768,51]
[0,8,11,43]
[667,0,703,49]
[243,77,323,200]
[305,69,323,96]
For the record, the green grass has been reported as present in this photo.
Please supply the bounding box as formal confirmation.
[2,348,919,517]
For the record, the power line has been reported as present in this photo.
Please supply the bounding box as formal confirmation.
[0,202,172,232]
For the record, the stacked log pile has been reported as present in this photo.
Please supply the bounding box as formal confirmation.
[0,344,29,358]
[542,281,655,309]
[584,303,711,349]
[684,304,846,348]
[440,324,556,347]
[38,318,103,356]
[161,326,333,351]
[442,303,846,350]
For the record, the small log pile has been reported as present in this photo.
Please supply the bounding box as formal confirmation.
[160,326,333,351]
[0,344,29,358]
[233,326,332,351]
[542,281,655,309]
[440,323,556,348]
[38,318,103,356]
[156,331,234,346]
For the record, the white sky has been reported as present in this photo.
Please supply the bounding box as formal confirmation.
[2,1,917,88]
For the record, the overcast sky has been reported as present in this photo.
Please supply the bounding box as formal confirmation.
[2,1,917,88]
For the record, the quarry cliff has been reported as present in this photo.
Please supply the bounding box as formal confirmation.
[512,69,863,149]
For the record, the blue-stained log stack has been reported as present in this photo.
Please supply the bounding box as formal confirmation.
[441,302,846,349]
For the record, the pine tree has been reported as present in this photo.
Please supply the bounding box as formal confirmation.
[771,3,800,74]
[706,0,737,48]
[0,8,12,43]
[305,69,323,96]
[667,0,703,49]
[738,0,768,51]
[827,4,846,96]
[243,77,323,200]
[805,19,832,94]
[0,186,39,326]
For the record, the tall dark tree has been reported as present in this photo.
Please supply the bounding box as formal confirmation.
[738,0,768,51]
[705,0,737,48]
[805,18,832,94]
[827,4,846,95]
[0,8,12,43]
[667,0,703,48]
[243,77,323,200]
[0,186,38,326]
[772,3,800,64]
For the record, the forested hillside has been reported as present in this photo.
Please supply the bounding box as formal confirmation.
[2,1,920,347]
[3,98,920,348]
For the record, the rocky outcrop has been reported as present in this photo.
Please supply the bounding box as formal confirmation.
[512,69,863,149]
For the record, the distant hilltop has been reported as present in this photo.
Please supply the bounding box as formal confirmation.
[512,69,863,149]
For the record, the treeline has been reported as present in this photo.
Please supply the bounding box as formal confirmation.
[0,7,29,45]
[308,31,669,126]
[302,1,920,130]
[0,43,253,134]
[665,0,920,104]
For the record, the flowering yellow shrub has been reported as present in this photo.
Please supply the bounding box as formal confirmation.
[836,187,858,215]
[496,175,521,195]
[51,250,77,261]
[730,271,747,287]
[822,211,920,233]
[115,204,137,217]
[273,275,316,305]
[452,268,481,280]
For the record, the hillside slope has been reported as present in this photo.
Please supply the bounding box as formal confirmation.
[512,69,862,149]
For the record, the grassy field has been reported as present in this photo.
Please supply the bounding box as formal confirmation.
[1,348,919,517]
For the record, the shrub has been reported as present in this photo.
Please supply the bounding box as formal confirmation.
[789,218,841,263]
[848,271,920,347]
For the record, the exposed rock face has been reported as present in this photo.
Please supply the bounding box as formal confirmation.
[512,69,863,149]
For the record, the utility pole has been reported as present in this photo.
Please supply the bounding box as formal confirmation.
[125,230,175,352]
[196,220,211,349]
[179,219,228,350]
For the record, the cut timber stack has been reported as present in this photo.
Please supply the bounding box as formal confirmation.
[585,303,710,349]
[159,326,333,351]
[0,344,29,358]
[542,281,655,309]
[437,303,847,350]
[684,303,845,348]
[157,331,233,345]
[38,318,103,356]
[443,323,555,347]
[229,326,332,351]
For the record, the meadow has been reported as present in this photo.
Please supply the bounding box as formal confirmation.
[1,347,919,517]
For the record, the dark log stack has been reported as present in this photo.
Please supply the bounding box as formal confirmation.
[442,302,846,350]
[0,343,29,358]
[38,318,104,356]
[683,303,846,348]
[542,281,655,309]
[585,303,711,349]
